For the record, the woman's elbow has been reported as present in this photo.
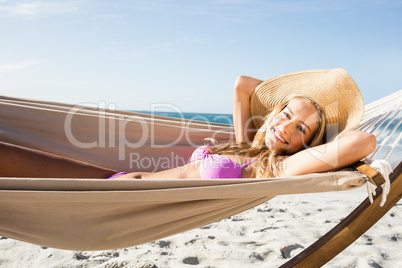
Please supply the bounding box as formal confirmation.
[234,75,249,95]
[353,131,377,157]
[234,75,263,96]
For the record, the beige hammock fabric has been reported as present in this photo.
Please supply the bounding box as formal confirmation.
[0,95,366,251]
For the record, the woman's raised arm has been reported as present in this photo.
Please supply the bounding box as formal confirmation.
[233,75,263,143]
[282,130,377,177]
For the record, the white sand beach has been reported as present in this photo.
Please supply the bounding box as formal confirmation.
[1,187,400,268]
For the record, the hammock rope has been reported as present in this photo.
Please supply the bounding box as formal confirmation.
[363,158,392,206]
[356,90,401,162]
[355,90,402,206]
[370,115,402,159]
[360,103,401,133]
[384,131,402,160]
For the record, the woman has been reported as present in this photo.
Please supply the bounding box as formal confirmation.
[0,68,376,179]
[111,68,376,179]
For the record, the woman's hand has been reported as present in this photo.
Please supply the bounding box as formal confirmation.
[233,75,263,143]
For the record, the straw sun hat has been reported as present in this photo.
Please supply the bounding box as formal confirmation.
[250,68,364,142]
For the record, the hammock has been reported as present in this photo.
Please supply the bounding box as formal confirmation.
[281,90,402,267]
[0,92,401,266]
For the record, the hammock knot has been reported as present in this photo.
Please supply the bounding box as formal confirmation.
[363,158,392,207]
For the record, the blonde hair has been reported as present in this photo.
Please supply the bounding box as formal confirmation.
[209,96,326,178]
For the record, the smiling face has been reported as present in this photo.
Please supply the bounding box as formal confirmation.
[264,98,321,154]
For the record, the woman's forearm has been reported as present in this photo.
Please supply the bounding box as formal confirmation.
[233,75,263,143]
[283,131,377,176]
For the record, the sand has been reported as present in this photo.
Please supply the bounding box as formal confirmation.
[1,187,401,268]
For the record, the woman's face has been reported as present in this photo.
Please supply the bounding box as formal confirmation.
[265,98,320,154]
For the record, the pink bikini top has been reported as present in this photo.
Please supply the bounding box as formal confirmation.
[190,146,255,179]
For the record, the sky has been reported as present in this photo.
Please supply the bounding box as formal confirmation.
[1,0,401,114]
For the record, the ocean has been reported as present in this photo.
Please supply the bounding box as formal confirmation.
[132,110,234,125]
[132,110,401,170]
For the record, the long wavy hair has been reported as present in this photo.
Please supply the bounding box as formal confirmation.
[208,96,326,178]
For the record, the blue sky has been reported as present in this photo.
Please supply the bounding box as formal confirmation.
[1,0,401,113]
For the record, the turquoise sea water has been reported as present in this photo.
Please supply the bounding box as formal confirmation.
[131,110,401,169]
